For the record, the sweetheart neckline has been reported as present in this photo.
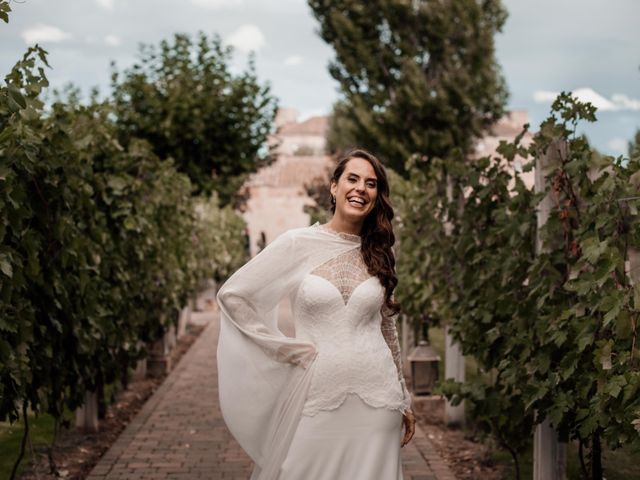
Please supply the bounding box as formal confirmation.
[305,273,380,308]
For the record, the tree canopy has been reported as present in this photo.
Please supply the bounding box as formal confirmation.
[111,32,278,205]
[309,0,509,173]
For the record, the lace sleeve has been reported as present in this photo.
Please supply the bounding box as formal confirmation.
[380,304,412,412]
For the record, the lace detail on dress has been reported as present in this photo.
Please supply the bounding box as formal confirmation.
[313,222,361,243]
[310,249,370,305]
[292,229,411,417]
[313,222,411,410]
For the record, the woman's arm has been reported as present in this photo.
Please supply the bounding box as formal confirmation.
[380,305,412,412]
[381,304,416,447]
[216,229,317,368]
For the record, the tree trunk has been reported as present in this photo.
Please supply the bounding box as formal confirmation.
[10,401,29,480]
[591,430,603,480]
[97,370,106,420]
[120,352,130,390]
[579,439,588,479]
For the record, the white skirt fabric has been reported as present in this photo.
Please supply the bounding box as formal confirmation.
[278,393,404,480]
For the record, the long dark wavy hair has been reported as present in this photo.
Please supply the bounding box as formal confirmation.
[330,148,401,316]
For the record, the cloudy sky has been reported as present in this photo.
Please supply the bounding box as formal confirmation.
[1,0,638,155]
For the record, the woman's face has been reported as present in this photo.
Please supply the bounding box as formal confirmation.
[330,157,378,222]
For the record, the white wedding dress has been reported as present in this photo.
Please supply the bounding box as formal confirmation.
[217,222,411,480]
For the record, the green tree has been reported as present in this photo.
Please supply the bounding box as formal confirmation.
[302,167,336,226]
[111,32,278,205]
[1,41,248,477]
[0,1,10,23]
[309,0,509,173]
[325,100,361,155]
[434,94,640,478]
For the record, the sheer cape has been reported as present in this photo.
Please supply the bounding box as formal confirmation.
[216,224,363,480]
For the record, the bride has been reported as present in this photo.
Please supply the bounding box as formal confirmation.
[217,148,416,479]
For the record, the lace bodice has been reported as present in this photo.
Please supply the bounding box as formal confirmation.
[310,243,369,305]
[291,223,411,416]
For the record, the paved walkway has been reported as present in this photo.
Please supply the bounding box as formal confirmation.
[87,307,456,480]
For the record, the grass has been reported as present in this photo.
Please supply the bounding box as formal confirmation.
[595,443,640,480]
[494,441,640,479]
[0,381,122,479]
[0,412,61,479]
[424,326,640,479]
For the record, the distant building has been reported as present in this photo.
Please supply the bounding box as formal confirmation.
[274,108,329,156]
[474,110,535,189]
[241,108,334,256]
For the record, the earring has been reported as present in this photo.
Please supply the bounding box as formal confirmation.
[330,194,336,205]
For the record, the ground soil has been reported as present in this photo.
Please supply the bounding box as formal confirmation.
[414,396,508,480]
[17,322,206,480]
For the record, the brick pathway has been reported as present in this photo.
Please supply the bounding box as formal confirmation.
[87,308,456,479]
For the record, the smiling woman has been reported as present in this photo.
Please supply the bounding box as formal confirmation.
[216,148,415,479]
[329,156,378,223]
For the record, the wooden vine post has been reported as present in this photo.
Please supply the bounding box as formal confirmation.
[533,138,567,480]
[401,314,414,379]
[444,175,466,427]
[147,313,173,377]
[444,326,465,426]
[629,248,640,296]
[75,391,99,432]
[628,246,639,362]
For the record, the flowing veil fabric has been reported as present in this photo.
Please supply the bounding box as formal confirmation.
[216,224,360,480]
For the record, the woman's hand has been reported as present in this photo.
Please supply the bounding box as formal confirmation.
[275,343,317,369]
[401,408,416,447]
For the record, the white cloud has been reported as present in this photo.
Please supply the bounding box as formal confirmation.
[22,24,72,44]
[96,0,114,10]
[284,55,303,66]
[192,0,244,8]
[572,88,617,111]
[607,137,628,154]
[533,90,559,103]
[611,94,640,111]
[533,87,640,112]
[225,24,265,53]
[104,35,121,47]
